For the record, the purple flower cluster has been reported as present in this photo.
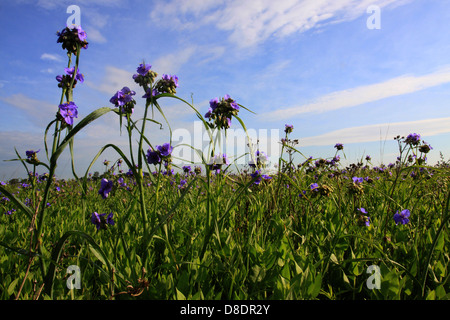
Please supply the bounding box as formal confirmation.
[56,25,88,54]
[133,63,158,88]
[146,143,173,166]
[250,170,272,185]
[334,143,344,150]
[110,86,136,115]
[58,101,78,126]
[284,124,294,134]
[405,133,421,146]
[152,74,179,95]
[56,67,84,89]
[98,178,113,199]
[393,209,410,225]
[352,176,364,185]
[357,207,370,227]
[205,95,240,130]
[91,212,114,231]
[26,149,40,164]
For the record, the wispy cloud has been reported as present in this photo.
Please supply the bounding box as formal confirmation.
[85,27,107,43]
[40,53,63,62]
[299,117,450,147]
[0,93,57,126]
[261,66,450,120]
[86,65,138,95]
[153,46,197,75]
[150,0,412,48]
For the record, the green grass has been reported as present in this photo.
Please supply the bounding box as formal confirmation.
[1,24,448,301]
[1,154,449,300]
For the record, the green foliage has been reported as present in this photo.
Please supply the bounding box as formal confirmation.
[1,23,449,301]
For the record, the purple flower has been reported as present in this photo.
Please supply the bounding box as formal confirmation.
[157,143,173,157]
[59,101,78,126]
[98,178,113,199]
[162,74,179,87]
[142,88,160,99]
[146,148,161,165]
[137,63,152,76]
[204,108,212,119]
[57,26,88,53]
[405,133,420,146]
[334,143,344,150]
[210,98,219,110]
[182,166,191,174]
[310,183,319,191]
[26,149,40,160]
[299,190,307,198]
[91,212,115,230]
[5,208,16,215]
[56,67,84,89]
[74,25,87,42]
[65,67,84,83]
[393,209,410,225]
[250,170,272,185]
[118,177,127,188]
[110,87,136,107]
[357,207,368,214]
[284,124,294,134]
[178,179,187,189]
[352,177,364,185]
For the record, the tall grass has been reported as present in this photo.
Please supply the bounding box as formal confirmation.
[0,25,449,300]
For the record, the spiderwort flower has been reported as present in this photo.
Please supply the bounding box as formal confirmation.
[334,143,344,150]
[56,67,84,89]
[110,87,136,115]
[182,166,192,174]
[357,207,368,214]
[146,143,173,166]
[405,133,421,146]
[98,178,113,199]
[146,148,161,165]
[133,62,158,87]
[91,212,115,230]
[250,170,271,185]
[204,95,240,130]
[26,149,40,164]
[5,208,16,215]
[284,124,294,134]
[393,209,411,225]
[56,25,88,53]
[58,101,78,126]
[352,176,364,185]
[154,74,179,94]
[137,63,152,76]
[157,143,173,157]
[419,143,432,154]
[178,179,187,189]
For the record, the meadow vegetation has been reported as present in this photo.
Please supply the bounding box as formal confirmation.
[0,24,449,300]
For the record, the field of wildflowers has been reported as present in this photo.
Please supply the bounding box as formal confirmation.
[0,25,449,301]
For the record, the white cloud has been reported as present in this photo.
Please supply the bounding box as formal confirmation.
[153,46,198,75]
[299,117,450,147]
[0,93,57,126]
[40,53,63,62]
[86,65,138,95]
[261,66,450,120]
[85,27,107,43]
[150,0,412,48]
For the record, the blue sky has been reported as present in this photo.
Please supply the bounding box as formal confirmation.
[1,0,450,180]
